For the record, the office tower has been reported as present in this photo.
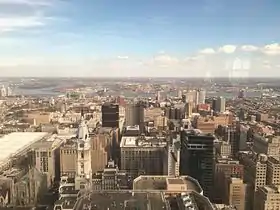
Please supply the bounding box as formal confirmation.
[224,177,247,210]
[198,89,206,104]
[238,152,267,210]
[254,185,280,210]
[6,86,12,96]
[0,85,6,97]
[167,134,181,176]
[101,103,119,128]
[237,124,249,151]
[156,91,161,101]
[253,135,280,161]
[225,125,239,157]
[186,90,196,103]
[214,159,244,202]
[125,102,144,130]
[180,129,215,197]
[213,97,226,113]
[91,134,108,174]
[266,157,280,186]
[165,105,185,120]
[185,102,193,118]
[219,96,226,112]
[120,135,167,179]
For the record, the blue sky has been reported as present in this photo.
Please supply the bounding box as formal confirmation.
[0,0,280,77]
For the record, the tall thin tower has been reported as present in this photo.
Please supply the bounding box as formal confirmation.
[75,116,92,190]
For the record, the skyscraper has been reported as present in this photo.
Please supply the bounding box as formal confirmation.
[180,129,215,197]
[213,97,226,113]
[198,89,206,104]
[125,102,144,130]
[101,103,119,128]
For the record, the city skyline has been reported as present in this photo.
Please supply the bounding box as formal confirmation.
[0,0,280,77]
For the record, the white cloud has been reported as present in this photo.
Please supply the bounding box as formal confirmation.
[117,56,129,60]
[0,0,52,6]
[0,16,46,32]
[262,43,280,55]
[184,56,202,62]
[1,42,280,77]
[241,45,259,52]
[219,45,237,54]
[152,54,179,66]
[199,48,216,54]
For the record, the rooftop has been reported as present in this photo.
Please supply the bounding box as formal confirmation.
[262,185,280,194]
[126,125,140,131]
[120,136,167,148]
[133,176,202,193]
[167,178,185,185]
[54,196,77,210]
[0,132,49,166]
[74,191,167,210]
[30,134,66,150]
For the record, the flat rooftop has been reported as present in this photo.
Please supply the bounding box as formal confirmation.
[74,191,167,210]
[0,132,49,166]
[30,134,67,150]
[120,136,167,148]
[133,176,202,193]
[167,178,185,185]
[54,196,77,210]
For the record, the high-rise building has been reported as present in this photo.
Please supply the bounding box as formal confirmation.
[180,129,216,197]
[225,125,239,157]
[91,134,108,174]
[213,97,226,113]
[120,135,167,179]
[266,157,280,186]
[254,185,280,210]
[0,85,6,97]
[224,177,247,210]
[156,91,161,101]
[253,135,280,161]
[165,104,186,120]
[238,152,268,210]
[185,102,193,118]
[198,89,206,104]
[125,102,144,130]
[167,134,181,176]
[214,158,244,202]
[101,103,119,128]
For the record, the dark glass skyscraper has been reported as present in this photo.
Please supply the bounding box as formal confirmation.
[180,129,215,198]
[102,103,119,128]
